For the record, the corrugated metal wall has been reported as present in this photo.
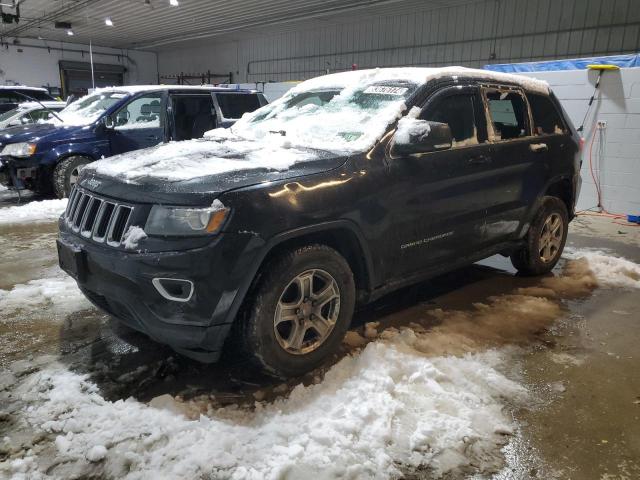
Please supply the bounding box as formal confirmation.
[157,0,640,83]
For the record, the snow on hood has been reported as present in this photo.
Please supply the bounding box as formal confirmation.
[85,134,318,183]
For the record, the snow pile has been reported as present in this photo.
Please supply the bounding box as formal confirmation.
[16,331,525,479]
[86,136,314,182]
[0,199,67,225]
[122,226,147,250]
[0,267,91,318]
[564,249,640,289]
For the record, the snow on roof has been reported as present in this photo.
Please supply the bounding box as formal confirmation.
[0,85,49,91]
[294,66,549,94]
[91,85,257,95]
[16,101,66,109]
[86,67,549,184]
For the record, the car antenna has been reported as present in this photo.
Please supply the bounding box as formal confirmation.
[13,91,65,123]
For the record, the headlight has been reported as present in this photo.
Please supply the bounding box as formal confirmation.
[1,142,37,157]
[145,201,230,236]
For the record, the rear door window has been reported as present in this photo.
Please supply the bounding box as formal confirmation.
[171,94,216,140]
[484,89,529,141]
[216,93,262,119]
[526,93,567,135]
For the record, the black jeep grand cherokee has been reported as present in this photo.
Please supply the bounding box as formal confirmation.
[58,67,581,378]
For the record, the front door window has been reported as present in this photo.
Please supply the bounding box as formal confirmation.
[114,94,163,130]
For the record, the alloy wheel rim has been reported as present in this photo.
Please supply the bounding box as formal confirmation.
[273,268,341,355]
[539,212,563,263]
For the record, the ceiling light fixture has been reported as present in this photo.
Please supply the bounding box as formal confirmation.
[67,29,74,36]
[105,17,113,26]
[169,0,179,6]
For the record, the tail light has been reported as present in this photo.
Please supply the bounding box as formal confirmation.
[579,137,585,152]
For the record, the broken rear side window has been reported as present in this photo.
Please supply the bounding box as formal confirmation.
[526,93,567,135]
[485,90,528,141]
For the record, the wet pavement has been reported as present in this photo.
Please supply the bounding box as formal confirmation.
[0,189,639,479]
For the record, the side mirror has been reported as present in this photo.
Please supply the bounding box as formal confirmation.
[103,115,115,129]
[392,119,452,156]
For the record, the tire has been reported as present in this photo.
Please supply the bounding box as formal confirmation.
[511,196,569,276]
[232,244,356,378]
[53,156,91,198]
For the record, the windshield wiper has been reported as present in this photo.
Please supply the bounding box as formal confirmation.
[269,130,287,136]
[14,92,64,123]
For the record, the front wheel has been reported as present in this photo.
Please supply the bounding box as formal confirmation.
[511,196,569,275]
[53,156,91,198]
[233,244,356,378]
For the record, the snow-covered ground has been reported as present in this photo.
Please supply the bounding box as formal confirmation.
[0,267,91,319]
[0,199,67,226]
[10,336,525,480]
[2,249,639,479]
[564,248,640,289]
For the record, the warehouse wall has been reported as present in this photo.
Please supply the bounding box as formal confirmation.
[0,40,157,90]
[523,67,640,215]
[157,0,640,83]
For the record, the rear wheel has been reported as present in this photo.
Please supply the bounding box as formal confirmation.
[511,196,568,275]
[233,244,355,378]
[53,156,91,198]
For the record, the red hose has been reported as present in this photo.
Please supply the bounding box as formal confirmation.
[587,128,602,210]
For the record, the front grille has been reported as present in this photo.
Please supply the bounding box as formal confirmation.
[64,187,133,247]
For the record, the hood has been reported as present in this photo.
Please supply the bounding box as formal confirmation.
[0,123,88,147]
[79,136,351,205]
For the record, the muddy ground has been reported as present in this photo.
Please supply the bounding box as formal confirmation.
[0,189,638,479]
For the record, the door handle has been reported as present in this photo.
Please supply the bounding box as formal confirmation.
[530,143,548,152]
[468,155,491,165]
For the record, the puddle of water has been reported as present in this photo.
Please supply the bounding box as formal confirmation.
[0,223,59,289]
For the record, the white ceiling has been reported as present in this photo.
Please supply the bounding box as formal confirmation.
[0,0,474,50]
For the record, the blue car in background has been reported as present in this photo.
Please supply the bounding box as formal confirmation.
[0,86,267,197]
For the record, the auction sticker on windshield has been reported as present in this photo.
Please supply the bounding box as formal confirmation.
[363,86,409,95]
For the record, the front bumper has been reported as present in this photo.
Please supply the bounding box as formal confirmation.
[0,155,47,190]
[57,225,265,362]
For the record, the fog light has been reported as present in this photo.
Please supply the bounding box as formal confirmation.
[152,278,194,302]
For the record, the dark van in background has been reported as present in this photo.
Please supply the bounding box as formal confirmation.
[0,86,267,197]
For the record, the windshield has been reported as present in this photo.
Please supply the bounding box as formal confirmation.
[56,91,129,126]
[0,107,22,123]
[231,82,418,153]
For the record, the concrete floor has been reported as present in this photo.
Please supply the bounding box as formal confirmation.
[0,188,638,479]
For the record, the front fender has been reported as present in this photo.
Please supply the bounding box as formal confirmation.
[41,139,109,166]
[215,219,375,327]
